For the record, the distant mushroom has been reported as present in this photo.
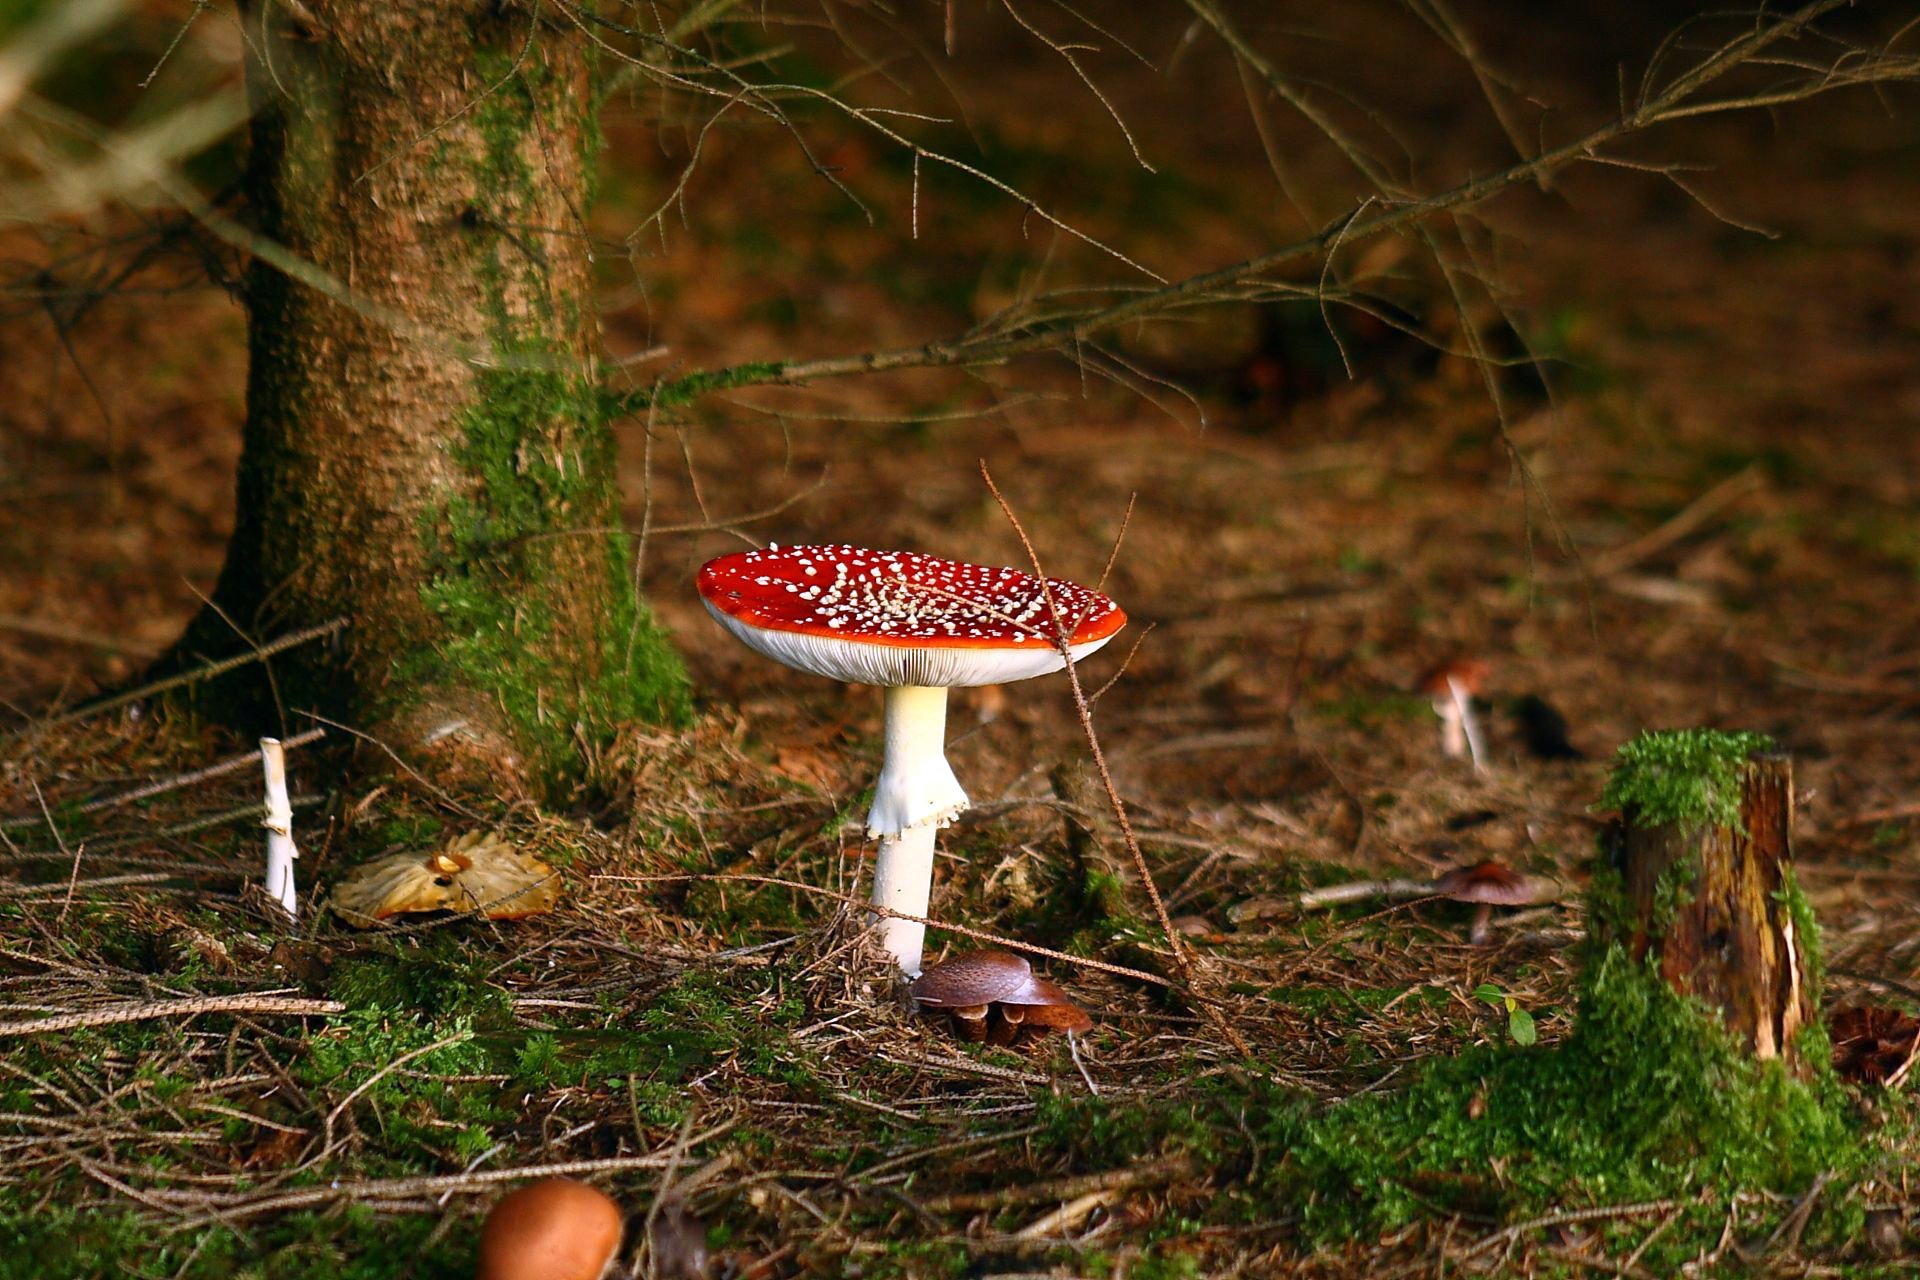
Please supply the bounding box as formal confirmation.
[1416,659,1491,771]
[1432,860,1557,944]
[477,1178,623,1280]
[259,737,299,921]
[910,949,1033,1041]
[699,545,1126,975]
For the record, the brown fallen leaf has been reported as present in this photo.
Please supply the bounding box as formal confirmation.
[329,831,563,927]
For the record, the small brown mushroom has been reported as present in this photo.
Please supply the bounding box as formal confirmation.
[477,1178,623,1280]
[911,951,1095,1044]
[1432,860,1557,944]
[911,950,1033,1041]
[1415,659,1491,771]
[997,973,1095,1040]
[949,1004,990,1042]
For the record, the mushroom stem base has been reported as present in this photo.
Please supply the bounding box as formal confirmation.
[1450,677,1486,772]
[871,822,938,976]
[868,684,968,837]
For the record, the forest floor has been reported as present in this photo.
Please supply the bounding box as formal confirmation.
[4,5,1920,1278]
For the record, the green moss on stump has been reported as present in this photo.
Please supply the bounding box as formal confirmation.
[1599,728,1775,829]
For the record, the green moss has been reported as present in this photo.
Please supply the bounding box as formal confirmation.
[1599,728,1775,828]
[604,360,789,419]
[413,350,690,788]
[1268,944,1849,1242]
[0,1205,470,1280]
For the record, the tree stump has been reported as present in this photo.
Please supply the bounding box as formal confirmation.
[1600,748,1815,1069]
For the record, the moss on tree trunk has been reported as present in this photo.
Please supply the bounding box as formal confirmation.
[181,0,685,793]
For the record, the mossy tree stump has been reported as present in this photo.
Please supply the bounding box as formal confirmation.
[1597,732,1816,1070]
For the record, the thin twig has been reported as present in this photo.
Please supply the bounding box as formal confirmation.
[0,994,344,1037]
[23,619,344,732]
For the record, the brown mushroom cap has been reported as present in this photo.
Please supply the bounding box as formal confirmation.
[1415,659,1490,698]
[910,950,1032,1008]
[998,974,1095,1033]
[1431,860,1554,905]
[477,1178,624,1280]
[998,973,1074,1009]
[1019,1001,1095,1033]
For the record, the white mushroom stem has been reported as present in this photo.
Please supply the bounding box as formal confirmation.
[259,737,298,921]
[867,684,970,976]
[1449,676,1487,772]
[1433,696,1467,759]
[1469,902,1495,945]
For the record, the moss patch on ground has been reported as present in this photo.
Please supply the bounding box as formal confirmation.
[1267,945,1851,1242]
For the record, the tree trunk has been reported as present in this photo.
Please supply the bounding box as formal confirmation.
[1601,754,1815,1070]
[179,1,684,793]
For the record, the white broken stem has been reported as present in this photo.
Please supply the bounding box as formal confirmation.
[1297,877,1435,909]
[867,685,969,976]
[260,737,298,921]
[1449,676,1486,772]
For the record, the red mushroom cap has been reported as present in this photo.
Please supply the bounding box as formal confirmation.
[698,545,1126,687]
[1415,658,1490,697]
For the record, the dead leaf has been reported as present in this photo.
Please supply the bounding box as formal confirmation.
[329,830,563,927]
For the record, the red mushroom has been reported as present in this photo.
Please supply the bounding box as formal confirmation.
[1416,659,1491,771]
[699,546,1126,974]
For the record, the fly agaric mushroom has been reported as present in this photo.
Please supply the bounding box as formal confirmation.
[699,545,1126,975]
[1432,860,1557,944]
[477,1178,624,1280]
[1416,659,1491,771]
[910,948,1033,1041]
